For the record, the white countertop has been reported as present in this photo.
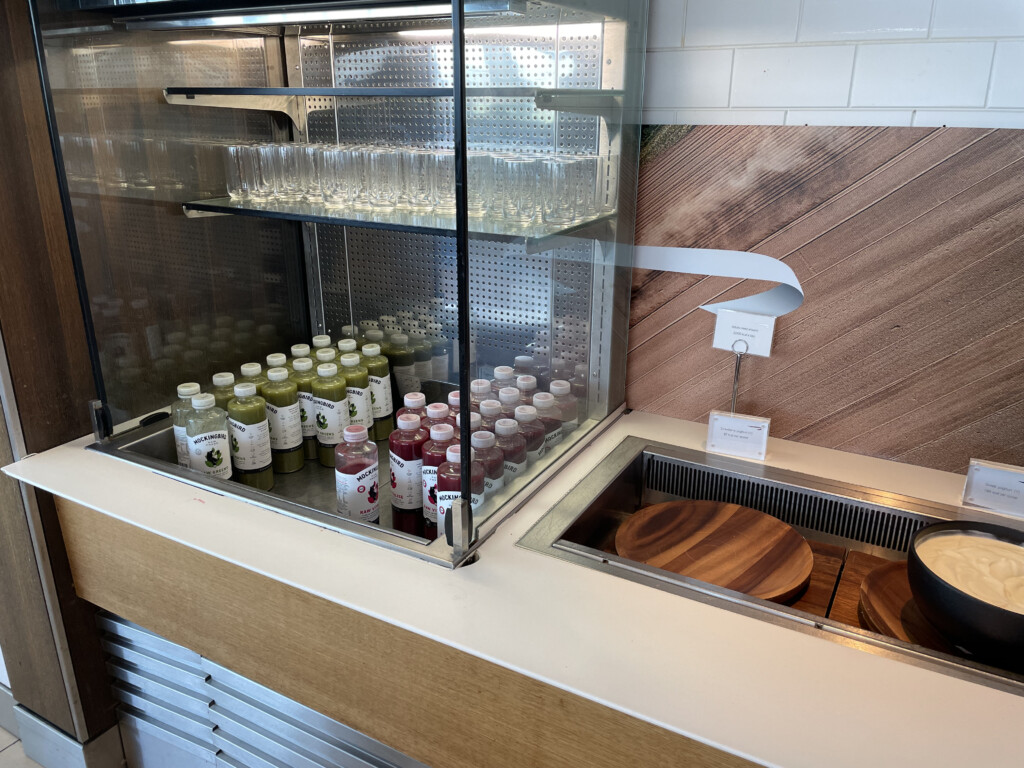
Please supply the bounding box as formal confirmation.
[6,412,1024,768]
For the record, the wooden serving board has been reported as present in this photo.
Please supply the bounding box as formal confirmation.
[858,561,954,654]
[790,540,846,617]
[614,500,814,603]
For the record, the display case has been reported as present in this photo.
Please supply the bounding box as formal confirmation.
[35,0,647,566]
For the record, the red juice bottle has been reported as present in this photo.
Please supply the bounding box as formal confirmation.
[436,444,485,541]
[388,414,428,536]
[455,411,481,439]
[497,387,520,419]
[494,418,527,484]
[549,379,579,434]
[446,390,461,420]
[514,405,546,464]
[335,425,379,524]
[471,430,504,502]
[469,379,492,411]
[490,365,515,395]
[421,423,455,539]
[532,392,563,452]
[516,375,538,407]
[479,399,502,432]
[396,391,427,420]
[422,403,453,431]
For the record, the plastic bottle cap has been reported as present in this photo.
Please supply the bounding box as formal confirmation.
[362,343,381,357]
[479,399,502,417]
[550,380,571,396]
[516,375,537,391]
[336,353,357,367]
[361,319,379,329]
[291,344,311,358]
[574,364,588,378]
[533,392,555,408]
[391,333,409,346]
[456,412,481,430]
[317,363,338,377]
[312,334,331,348]
[471,379,491,395]
[426,403,449,419]
[293,358,313,372]
[396,310,414,320]
[515,356,534,368]
[448,390,461,406]
[409,328,426,338]
[342,325,358,336]
[495,418,520,436]
[397,414,421,430]
[446,445,466,463]
[338,339,357,352]
[240,363,262,377]
[429,424,454,442]
[404,392,426,408]
[191,393,215,409]
[316,349,337,362]
[471,431,496,449]
[177,382,201,398]
[379,315,397,324]
[344,425,368,443]
[498,387,520,405]
[515,405,538,422]
[267,367,289,382]
[233,382,257,398]
[266,353,287,367]
[365,330,384,342]
[493,365,514,381]
[212,372,234,387]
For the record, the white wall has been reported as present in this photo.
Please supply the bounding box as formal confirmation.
[643,0,1024,127]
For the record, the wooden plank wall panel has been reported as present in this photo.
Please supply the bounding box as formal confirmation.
[629,125,1024,474]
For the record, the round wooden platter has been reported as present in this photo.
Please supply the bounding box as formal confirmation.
[614,500,814,603]
[857,560,955,654]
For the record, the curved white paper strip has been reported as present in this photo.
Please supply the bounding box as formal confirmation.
[633,245,804,317]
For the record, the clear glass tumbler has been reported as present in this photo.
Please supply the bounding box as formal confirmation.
[400,148,433,213]
[298,144,321,201]
[467,150,491,218]
[367,147,400,210]
[223,144,252,200]
[252,143,280,202]
[502,156,539,226]
[541,156,578,226]
[318,145,350,208]
[429,149,457,216]
[275,144,304,202]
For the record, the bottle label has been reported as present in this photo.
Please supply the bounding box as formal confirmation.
[266,401,302,451]
[297,391,317,438]
[173,424,188,467]
[313,396,348,444]
[484,473,504,498]
[431,353,449,381]
[187,430,232,479]
[393,364,419,397]
[346,386,373,429]
[437,490,459,538]
[368,374,393,418]
[503,459,527,484]
[422,465,439,521]
[228,418,272,471]
[543,426,563,451]
[389,452,422,510]
[336,464,379,523]
[527,447,544,463]
[414,360,432,381]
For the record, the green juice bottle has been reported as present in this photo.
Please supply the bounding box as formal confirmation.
[312,362,349,468]
[315,347,338,367]
[361,343,395,441]
[340,324,364,349]
[407,329,434,399]
[290,358,319,461]
[337,338,359,361]
[339,353,373,434]
[263,367,305,474]
[288,343,311,370]
[385,332,418,401]
[239,362,268,397]
[185,393,232,480]
[364,329,387,355]
[266,352,287,372]
[210,372,236,411]
[173,382,201,468]
[311,334,332,359]
[226,382,274,491]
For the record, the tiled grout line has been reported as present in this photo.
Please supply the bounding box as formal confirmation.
[0,740,20,755]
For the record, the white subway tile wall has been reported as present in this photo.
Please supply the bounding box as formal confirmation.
[643,0,1024,127]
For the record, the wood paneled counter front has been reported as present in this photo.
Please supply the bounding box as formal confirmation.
[4,413,1023,768]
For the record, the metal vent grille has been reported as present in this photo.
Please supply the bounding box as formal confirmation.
[644,455,932,553]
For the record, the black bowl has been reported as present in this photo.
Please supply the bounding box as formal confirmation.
[907,521,1024,667]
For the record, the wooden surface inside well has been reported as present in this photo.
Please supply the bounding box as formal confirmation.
[858,561,953,654]
[830,550,890,629]
[789,540,845,617]
[630,125,1024,474]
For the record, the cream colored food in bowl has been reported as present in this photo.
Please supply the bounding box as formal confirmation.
[916,533,1024,615]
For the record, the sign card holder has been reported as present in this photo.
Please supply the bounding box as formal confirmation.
[962,459,1024,519]
[707,410,771,462]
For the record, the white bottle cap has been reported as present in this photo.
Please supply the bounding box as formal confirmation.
[341,324,359,337]
[338,339,357,353]
[361,319,379,330]
[447,390,460,407]
[550,379,571,396]
[365,330,384,342]
[316,348,337,362]
[479,399,502,417]
[409,328,426,338]
[312,334,331,349]
[446,444,466,463]
[494,418,520,436]
[516,375,537,392]
[240,363,262,377]
[339,353,360,368]
[290,343,311,358]
[574,364,588,378]
[493,365,514,382]
[515,405,538,422]
[233,382,257,398]
[397,414,422,430]
[293,358,313,372]
[191,393,215,409]
[471,431,496,449]
[391,333,409,346]
[426,403,449,420]
[498,387,520,405]
[514,355,534,369]
[267,367,289,382]
[429,423,454,442]
[177,382,201,398]
[379,315,398,325]
[533,392,555,408]
[343,425,368,443]
[317,363,338,377]
[212,372,234,387]
[471,378,491,395]
[404,392,426,408]
[456,412,481,430]
[362,343,381,357]
[266,353,287,368]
